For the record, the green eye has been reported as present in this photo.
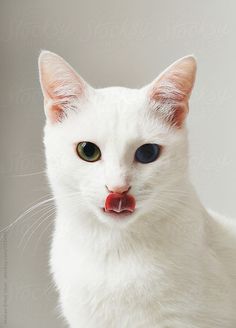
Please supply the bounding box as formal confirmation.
[76,142,101,162]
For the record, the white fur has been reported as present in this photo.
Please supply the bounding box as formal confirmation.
[39,52,236,327]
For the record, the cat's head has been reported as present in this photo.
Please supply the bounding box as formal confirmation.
[38,51,196,227]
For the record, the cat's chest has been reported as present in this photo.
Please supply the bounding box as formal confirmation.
[50,230,168,298]
[51,233,170,327]
[50,228,236,327]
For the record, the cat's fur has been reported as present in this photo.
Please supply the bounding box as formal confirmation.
[38,51,236,328]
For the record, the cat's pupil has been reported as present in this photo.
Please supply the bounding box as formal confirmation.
[135,144,160,164]
[83,142,96,157]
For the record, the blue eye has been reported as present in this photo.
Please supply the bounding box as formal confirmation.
[135,144,161,164]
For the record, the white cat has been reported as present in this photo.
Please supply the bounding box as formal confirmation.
[38,51,236,328]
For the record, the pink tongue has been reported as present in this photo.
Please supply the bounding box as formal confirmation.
[105,193,136,213]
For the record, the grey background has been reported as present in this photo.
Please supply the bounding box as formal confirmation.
[0,0,235,327]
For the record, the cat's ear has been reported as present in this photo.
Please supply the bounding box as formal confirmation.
[38,51,90,123]
[147,55,197,128]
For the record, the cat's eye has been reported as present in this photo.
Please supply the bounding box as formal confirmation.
[135,143,161,164]
[76,142,101,162]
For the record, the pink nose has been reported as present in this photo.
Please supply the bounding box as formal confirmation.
[106,184,131,194]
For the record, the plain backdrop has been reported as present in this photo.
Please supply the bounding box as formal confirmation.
[0,0,236,327]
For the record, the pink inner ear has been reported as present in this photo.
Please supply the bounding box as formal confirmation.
[46,102,64,123]
[39,51,87,124]
[46,80,66,100]
[45,78,85,101]
[149,83,188,128]
[150,81,189,128]
[170,104,189,128]
[45,78,85,123]
[149,57,196,128]
[150,82,186,103]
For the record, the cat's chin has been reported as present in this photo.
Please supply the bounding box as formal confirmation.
[102,208,134,219]
[93,207,137,226]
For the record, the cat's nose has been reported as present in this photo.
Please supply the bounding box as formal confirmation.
[106,184,131,194]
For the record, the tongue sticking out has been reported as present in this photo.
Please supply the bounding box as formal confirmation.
[105,193,136,214]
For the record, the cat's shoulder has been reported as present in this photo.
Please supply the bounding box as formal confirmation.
[207,209,236,233]
[206,209,236,255]
[206,209,236,295]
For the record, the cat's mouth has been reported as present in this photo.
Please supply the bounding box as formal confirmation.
[103,192,136,218]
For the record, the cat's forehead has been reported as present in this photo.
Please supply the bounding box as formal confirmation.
[79,87,150,137]
[59,85,169,147]
[94,86,146,110]
[96,86,140,97]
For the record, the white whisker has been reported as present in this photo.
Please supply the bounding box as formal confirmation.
[17,206,56,250]
[0,191,82,234]
[33,220,54,254]
[7,170,47,178]
[20,211,56,254]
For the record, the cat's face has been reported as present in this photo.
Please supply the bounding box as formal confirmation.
[39,51,196,227]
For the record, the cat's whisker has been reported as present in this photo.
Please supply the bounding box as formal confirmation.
[34,199,86,245]
[20,210,57,254]
[18,202,55,227]
[0,191,84,234]
[45,281,56,295]
[0,196,56,234]
[20,198,85,252]
[17,205,56,249]
[33,220,55,254]
[7,170,47,178]
[159,189,190,196]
